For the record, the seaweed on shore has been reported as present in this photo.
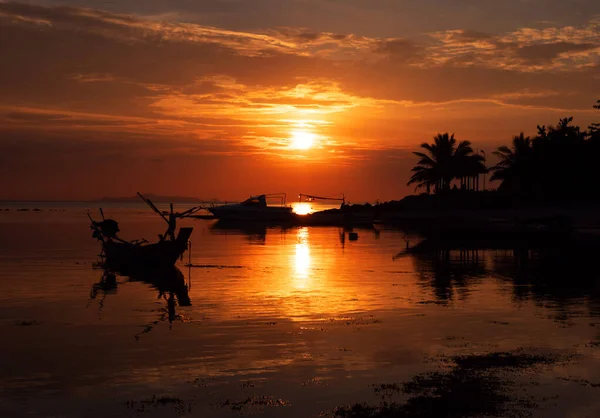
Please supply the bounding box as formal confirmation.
[217,395,290,411]
[125,395,192,414]
[331,350,571,418]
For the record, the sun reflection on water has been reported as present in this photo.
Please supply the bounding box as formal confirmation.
[293,228,311,289]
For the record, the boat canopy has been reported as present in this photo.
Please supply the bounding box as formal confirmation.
[242,195,268,206]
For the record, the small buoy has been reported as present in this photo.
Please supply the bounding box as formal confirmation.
[348,232,359,241]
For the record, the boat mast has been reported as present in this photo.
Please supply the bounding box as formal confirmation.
[136,192,201,241]
[137,192,176,241]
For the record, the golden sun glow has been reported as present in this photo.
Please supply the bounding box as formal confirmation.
[293,228,311,289]
[289,130,315,150]
[295,244,310,281]
[292,202,313,215]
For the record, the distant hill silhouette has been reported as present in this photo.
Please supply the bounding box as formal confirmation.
[94,194,213,203]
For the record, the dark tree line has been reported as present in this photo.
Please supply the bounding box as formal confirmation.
[408,100,600,202]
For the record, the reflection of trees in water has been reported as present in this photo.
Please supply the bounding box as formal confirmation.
[412,249,489,304]
[88,265,192,335]
[492,246,600,322]
[407,239,600,321]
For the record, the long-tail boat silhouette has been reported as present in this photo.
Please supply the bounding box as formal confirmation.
[89,192,201,269]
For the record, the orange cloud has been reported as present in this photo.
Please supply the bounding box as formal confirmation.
[426,21,600,71]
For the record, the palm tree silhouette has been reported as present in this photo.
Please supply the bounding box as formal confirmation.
[490,133,536,195]
[455,152,487,191]
[408,133,486,193]
[407,162,437,194]
[490,113,595,200]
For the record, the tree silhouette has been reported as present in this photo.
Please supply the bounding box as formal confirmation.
[586,100,600,199]
[406,99,600,204]
[490,100,599,202]
[455,152,487,191]
[589,100,600,137]
[407,158,437,194]
[408,133,486,194]
[537,117,586,199]
[490,133,536,197]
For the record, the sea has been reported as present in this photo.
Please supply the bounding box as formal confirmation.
[1,201,600,417]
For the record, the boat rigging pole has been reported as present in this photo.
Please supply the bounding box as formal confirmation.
[298,193,346,205]
[136,192,202,241]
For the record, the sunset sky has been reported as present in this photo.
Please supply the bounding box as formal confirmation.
[1,0,599,201]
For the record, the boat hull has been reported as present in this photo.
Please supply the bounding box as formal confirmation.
[102,241,182,269]
[102,227,193,269]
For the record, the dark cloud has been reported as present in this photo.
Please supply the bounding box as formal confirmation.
[450,30,493,43]
[287,30,322,42]
[516,42,598,63]
[375,38,422,62]
[2,111,143,128]
[338,63,599,109]
[5,112,68,121]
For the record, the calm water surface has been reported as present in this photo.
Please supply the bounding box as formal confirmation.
[1,206,600,417]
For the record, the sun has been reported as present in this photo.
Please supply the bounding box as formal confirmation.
[289,130,315,150]
[292,202,312,215]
